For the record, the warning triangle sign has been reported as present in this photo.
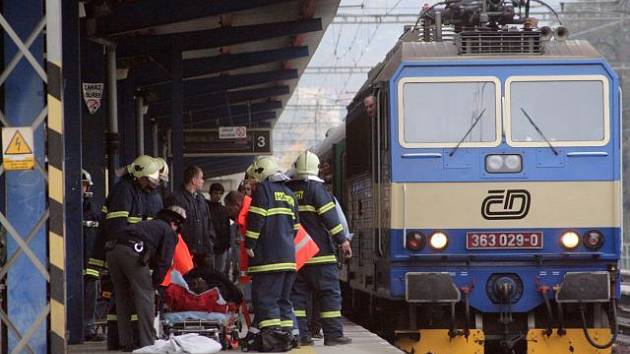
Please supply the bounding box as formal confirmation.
[5,130,33,155]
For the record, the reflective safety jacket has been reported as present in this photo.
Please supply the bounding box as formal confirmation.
[104,175,150,238]
[245,179,300,273]
[287,179,347,266]
[89,175,151,269]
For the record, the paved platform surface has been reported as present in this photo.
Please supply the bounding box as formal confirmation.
[69,319,402,354]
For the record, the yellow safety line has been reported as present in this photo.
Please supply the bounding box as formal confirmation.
[290,345,318,354]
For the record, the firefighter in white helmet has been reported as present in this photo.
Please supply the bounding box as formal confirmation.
[91,155,161,350]
[288,150,352,346]
[244,157,300,352]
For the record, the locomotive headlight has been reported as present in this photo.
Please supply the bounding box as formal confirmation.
[504,155,522,171]
[560,231,580,250]
[429,232,448,250]
[485,154,522,173]
[583,230,604,250]
[485,155,504,172]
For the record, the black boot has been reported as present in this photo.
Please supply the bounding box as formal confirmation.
[300,336,314,346]
[106,319,119,350]
[324,336,352,346]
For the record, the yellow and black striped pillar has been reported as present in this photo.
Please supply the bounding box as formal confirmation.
[46,0,66,351]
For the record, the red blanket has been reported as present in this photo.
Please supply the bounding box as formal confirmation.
[164,285,228,313]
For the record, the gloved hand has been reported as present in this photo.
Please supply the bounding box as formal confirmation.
[340,240,352,259]
[246,248,255,258]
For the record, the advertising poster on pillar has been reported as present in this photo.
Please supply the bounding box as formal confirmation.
[82,82,104,114]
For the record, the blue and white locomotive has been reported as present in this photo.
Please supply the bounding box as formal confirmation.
[316,1,622,353]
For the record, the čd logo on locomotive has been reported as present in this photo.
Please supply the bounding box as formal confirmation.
[481,189,531,220]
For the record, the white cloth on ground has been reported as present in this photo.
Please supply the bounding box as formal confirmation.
[133,333,221,354]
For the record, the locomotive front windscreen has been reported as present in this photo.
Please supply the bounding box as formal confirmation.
[506,75,610,147]
[399,77,501,148]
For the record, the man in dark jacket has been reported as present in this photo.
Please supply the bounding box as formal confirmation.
[106,205,186,350]
[288,151,352,347]
[208,183,230,272]
[167,165,215,269]
[245,157,300,352]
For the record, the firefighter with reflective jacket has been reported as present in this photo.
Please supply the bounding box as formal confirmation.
[245,157,300,352]
[90,155,161,349]
[104,155,161,240]
[81,169,104,341]
[120,156,167,217]
[288,151,352,346]
[106,205,186,351]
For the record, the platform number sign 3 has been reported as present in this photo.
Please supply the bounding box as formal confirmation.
[253,130,271,153]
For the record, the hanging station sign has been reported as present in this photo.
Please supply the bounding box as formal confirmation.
[82,82,104,114]
[168,128,271,157]
[218,126,247,139]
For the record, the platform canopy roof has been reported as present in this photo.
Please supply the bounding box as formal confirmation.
[86,0,339,177]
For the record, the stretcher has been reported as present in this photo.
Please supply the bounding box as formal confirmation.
[160,270,246,350]
[162,312,237,349]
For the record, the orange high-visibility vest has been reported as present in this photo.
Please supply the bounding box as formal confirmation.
[238,196,253,284]
[294,225,319,270]
[161,233,194,287]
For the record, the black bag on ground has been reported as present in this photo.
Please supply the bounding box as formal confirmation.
[260,328,291,352]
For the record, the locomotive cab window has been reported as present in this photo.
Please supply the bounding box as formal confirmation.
[505,75,610,147]
[397,77,501,148]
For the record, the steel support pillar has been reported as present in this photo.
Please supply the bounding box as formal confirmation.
[80,38,107,208]
[170,44,184,187]
[136,94,145,156]
[46,0,67,351]
[1,0,49,352]
[152,121,159,157]
[120,73,137,165]
[61,0,83,344]
[143,116,152,159]
[106,43,119,188]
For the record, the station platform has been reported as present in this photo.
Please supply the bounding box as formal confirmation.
[68,319,402,354]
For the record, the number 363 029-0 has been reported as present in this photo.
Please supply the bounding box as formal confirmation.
[466,232,543,249]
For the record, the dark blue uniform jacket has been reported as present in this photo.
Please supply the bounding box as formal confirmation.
[245,179,300,273]
[287,179,347,265]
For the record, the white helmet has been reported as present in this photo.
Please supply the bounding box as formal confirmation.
[154,157,169,183]
[129,155,160,184]
[81,169,93,186]
[250,156,282,182]
[294,150,320,176]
